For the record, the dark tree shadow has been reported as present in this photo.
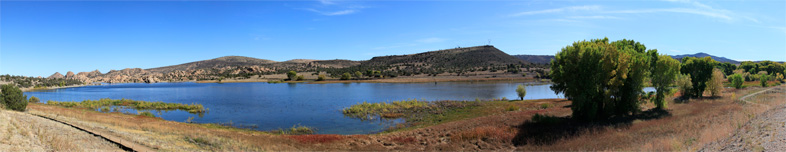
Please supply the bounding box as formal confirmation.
[511,108,671,146]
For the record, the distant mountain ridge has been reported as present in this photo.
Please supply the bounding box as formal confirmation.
[670,52,740,64]
[513,52,757,65]
[363,45,527,68]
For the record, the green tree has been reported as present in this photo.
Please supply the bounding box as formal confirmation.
[729,74,744,89]
[340,72,351,80]
[650,55,680,109]
[354,71,363,80]
[516,84,527,100]
[296,75,304,81]
[29,96,40,103]
[286,71,297,81]
[680,57,717,98]
[1,84,28,111]
[738,61,758,74]
[317,74,326,81]
[760,74,769,87]
[716,62,737,76]
[550,38,650,121]
[705,68,725,97]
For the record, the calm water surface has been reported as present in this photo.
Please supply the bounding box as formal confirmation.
[26,82,649,134]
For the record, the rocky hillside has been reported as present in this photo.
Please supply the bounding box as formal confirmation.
[363,45,527,68]
[36,45,538,84]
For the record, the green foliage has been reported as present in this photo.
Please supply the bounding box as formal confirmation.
[139,111,156,117]
[760,74,769,87]
[549,38,650,121]
[739,61,758,74]
[650,55,680,109]
[776,73,784,83]
[675,74,693,97]
[295,75,304,81]
[46,98,207,114]
[680,57,717,98]
[1,84,28,111]
[716,62,737,76]
[342,99,429,119]
[340,72,351,80]
[286,71,297,81]
[317,74,326,81]
[706,68,725,97]
[729,74,744,89]
[540,103,552,109]
[515,84,527,100]
[29,96,40,103]
[0,75,83,88]
[354,71,363,80]
[531,113,562,124]
[506,105,519,111]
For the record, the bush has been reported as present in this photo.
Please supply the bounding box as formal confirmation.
[729,74,744,89]
[675,74,693,98]
[340,72,351,80]
[354,71,363,80]
[286,71,297,81]
[139,111,156,117]
[760,74,769,87]
[317,74,326,81]
[531,113,561,124]
[776,73,784,83]
[506,105,519,111]
[705,68,724,97]
[296,75,304,81]
[29,96,40,103]
[516,84,526,100]
[2,84,28,111]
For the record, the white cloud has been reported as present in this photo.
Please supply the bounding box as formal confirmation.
[416,37,446,43]
[568,15,622,20]
[607,8,732,20]
[509,5,601,17]
[305,8,357,16]
[317,0,335,5]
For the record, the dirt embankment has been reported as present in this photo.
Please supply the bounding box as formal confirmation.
[0,110,122,151]
[701,87,786,151]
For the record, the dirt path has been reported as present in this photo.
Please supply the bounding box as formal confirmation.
[701,86,786,151]
[0,110,124,151]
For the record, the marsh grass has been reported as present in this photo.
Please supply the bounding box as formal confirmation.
[271,124,315,135]
[45,98,207,114]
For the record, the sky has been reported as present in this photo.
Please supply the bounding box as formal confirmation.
[1,0,784,77]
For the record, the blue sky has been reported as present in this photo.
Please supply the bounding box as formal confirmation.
[1,0,784,77]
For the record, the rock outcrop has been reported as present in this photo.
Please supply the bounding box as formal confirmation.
[48,72,65,79]
[65,71,75,79]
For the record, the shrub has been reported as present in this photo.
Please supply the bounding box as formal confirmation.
[675,74,693,98]
[506,105,519,111]
[276,124,315,135]
[296,75,304,81]
[340,72,351,80]
[29,96,40,103]
[776,73,784,83]
[729,74,744,89]
[354,71,363,80]
[705,68,725,97]
[317,74,325,81]
[760,74,769,87]
[139,111,156,117]
[516,84,526,100]
[539,103,551,109]
[2,84,28,111]
[286,71,297,81]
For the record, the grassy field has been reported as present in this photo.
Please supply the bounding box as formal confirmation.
[12,83,785,151]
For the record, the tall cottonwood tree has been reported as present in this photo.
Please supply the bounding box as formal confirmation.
[550,38,652,121]
[680,57,717,98]
[650,54,681,109]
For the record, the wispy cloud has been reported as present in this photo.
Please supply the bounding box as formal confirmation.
[509,5,601,17]
[568,15,622,20]
[317,0,335,5]
[606,8,732,20]
[305,8,357,16]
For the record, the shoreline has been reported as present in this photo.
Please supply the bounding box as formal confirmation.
[196,77,548,84]
[22,84,95,92]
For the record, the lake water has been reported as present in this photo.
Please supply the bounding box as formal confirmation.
[24,82,654,134]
